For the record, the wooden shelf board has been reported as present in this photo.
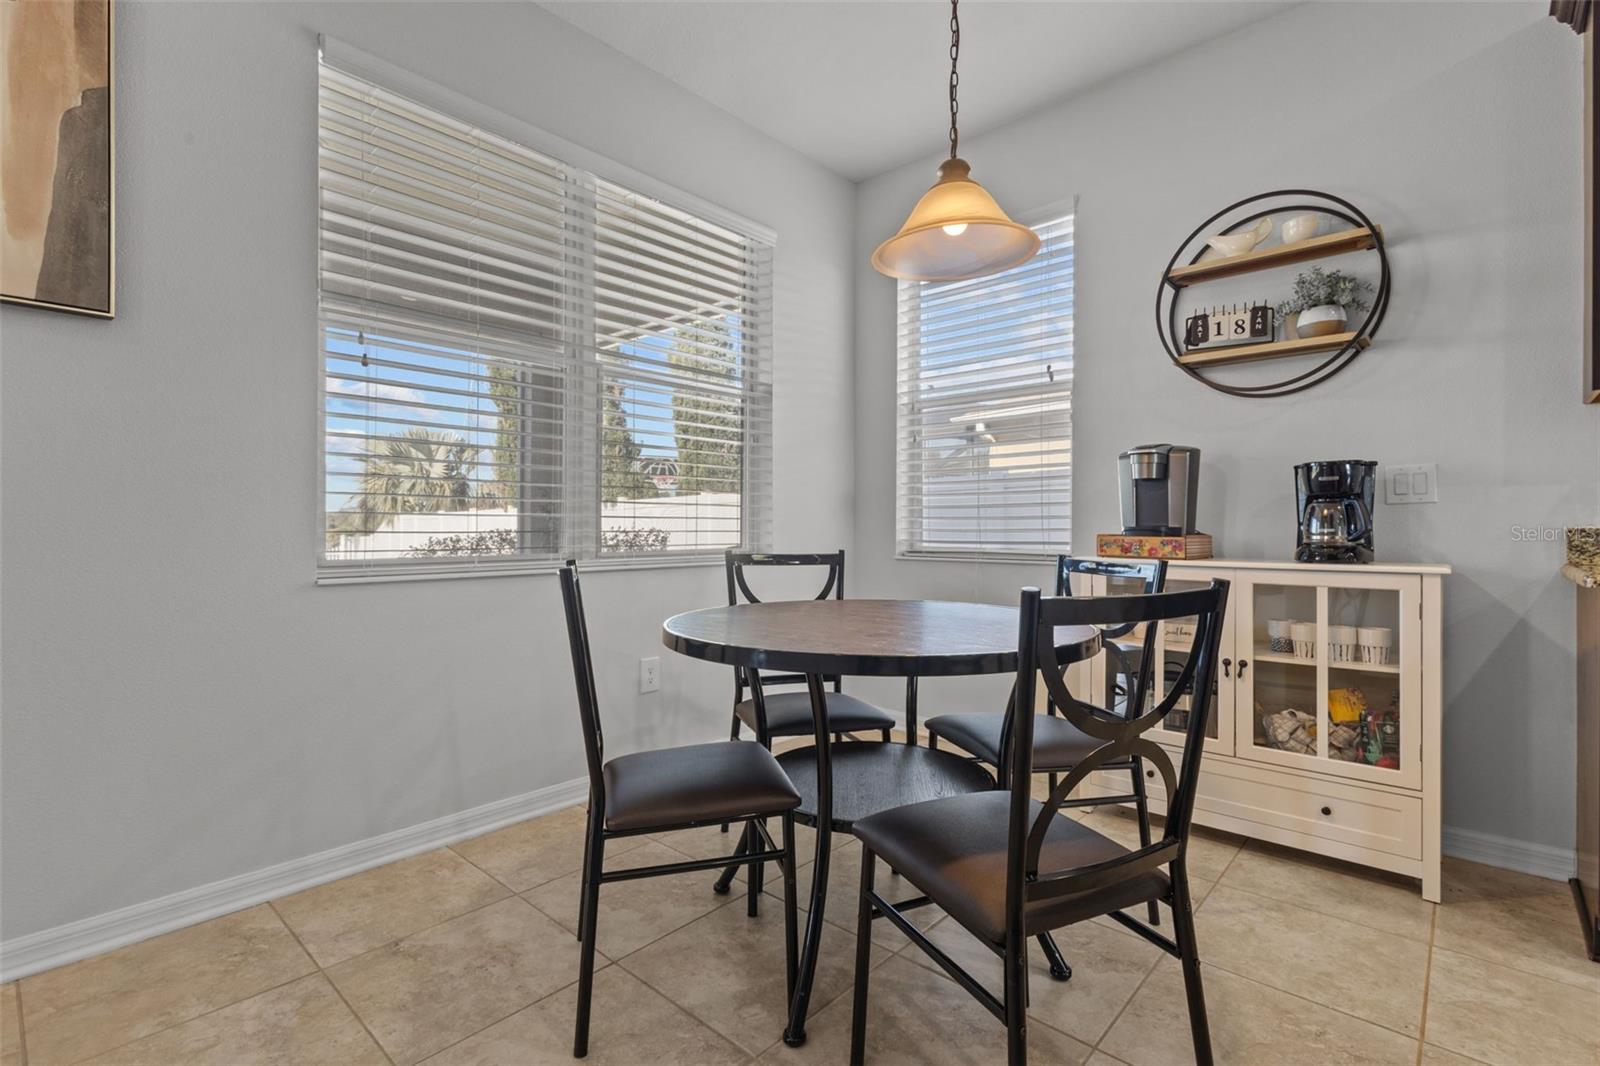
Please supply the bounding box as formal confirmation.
[1178,332,1368,368]
[1251,651,1401,675]
[1169,226,1381,288]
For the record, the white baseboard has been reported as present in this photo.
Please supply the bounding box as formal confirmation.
[1442,824,1575,884]
[0,777,588,983]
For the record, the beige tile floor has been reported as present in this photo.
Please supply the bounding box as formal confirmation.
[6,802,1598,1065]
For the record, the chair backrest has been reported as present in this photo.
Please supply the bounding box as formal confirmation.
[1005,581,1230,931]
[559,562,606,795]
[1055,556,1168,629]
[725,551,846,694]
[725,550,846,606]
[1046,557,1167,719]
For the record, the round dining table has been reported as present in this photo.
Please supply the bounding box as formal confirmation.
[661,598,1101,1047]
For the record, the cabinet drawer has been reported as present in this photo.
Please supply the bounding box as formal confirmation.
[1197,766,1421,860]
[1077,759,1421,860]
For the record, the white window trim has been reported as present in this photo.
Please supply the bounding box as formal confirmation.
[893,198,1077,565]
[314,38,775,584]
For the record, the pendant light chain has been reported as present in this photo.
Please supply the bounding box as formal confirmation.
[948,0,960,159]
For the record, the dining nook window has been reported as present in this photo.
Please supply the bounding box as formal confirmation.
[894,211,1074,560]
[317,49,774,581]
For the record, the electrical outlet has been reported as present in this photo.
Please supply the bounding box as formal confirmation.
[639,656,660,693]
[1384,463,1438,504]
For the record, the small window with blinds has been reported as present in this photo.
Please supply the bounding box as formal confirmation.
[318,55,773,580]
[895,213,1073,560]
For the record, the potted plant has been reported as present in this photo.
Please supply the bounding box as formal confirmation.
[1277,266,1374,338]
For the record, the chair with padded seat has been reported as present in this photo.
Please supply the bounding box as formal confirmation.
[559,563,801,1059]
[712,551,911,897]
[724,550,904,747]
[926,556,1168,928]
[848,579,1229,1066]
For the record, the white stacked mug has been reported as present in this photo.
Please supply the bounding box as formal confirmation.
[1290,622,1317,660]
[1266,619,1294,653]
[1357,626,1394,665]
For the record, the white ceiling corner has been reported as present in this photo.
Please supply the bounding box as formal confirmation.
[538,1,1296,181]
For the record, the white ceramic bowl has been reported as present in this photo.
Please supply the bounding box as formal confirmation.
[1280,213,1322,244]
[1205,218,1273,258]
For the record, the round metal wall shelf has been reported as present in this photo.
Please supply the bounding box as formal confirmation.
[1157,189,1391,398]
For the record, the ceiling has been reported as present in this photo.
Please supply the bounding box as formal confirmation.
[539,1,1294,181]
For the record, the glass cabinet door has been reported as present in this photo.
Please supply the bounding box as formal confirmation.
[1238,573,1420,789]
[1096,570,1233,756]
[1244,581,1320,762]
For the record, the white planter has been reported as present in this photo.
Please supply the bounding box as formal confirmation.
[1294,303,1348,338]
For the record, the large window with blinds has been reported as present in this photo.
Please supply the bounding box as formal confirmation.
[317,53,773,580]
[895,213,1073,559]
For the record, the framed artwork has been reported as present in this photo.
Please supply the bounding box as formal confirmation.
[1555,1,1596,400]
[1586,15,1597,403]
[1,0,114,318]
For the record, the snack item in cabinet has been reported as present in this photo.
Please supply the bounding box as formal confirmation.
[1262,707,1317,754]
[1328,686,1367,724]
[1327,722,1362,762]
[1365,703,1400,767]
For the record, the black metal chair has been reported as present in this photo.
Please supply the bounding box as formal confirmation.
[724,551,902,748]
[559,563,801,1059]
[849,580,1229,1066]
[925,557,1168,927]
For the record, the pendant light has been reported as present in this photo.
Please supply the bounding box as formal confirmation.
[872,0,1039,282]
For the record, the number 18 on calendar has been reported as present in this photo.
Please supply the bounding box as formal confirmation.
[1185,303,1275,349]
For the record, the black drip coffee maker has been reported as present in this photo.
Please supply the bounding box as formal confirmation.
[1294,460,1376,564]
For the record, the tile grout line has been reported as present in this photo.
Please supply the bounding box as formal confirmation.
[266,900,395,1066]
[61,969,321,1066]
[1201,954,1427,1044]
[1413,902,1438,1065]
[1089,936,1162,1056]
[615,931,794,1062]
[47,904,325,1065]
[13,979,28,1066]
[1089,837,1271,1058]
[1208,879,1434,945]
[310,889,527,974]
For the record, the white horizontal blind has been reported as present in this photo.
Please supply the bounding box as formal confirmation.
[895,214,1073,559]
[318,59,772,578]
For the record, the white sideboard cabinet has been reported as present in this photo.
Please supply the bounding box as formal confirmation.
[1072,558,1449,901]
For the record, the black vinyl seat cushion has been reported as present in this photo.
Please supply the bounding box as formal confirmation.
[926,711,1115,772]
[736,690,897,737]
[853,791,1171,944]
[602,741,801,833]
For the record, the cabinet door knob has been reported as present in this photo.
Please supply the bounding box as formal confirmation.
[1320,805,1333,817]
[1221,657,1232,678]
[1237,659,1249,678]
[1146,769,1156,779]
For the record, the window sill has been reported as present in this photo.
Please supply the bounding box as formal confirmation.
[316,554,726,587]
[893,551,1064,566]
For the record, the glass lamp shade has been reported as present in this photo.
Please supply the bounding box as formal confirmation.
[871,158,1040,282]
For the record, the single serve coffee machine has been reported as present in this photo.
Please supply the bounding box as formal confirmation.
[1294,460,1377,563]
[1118,444,1200,535]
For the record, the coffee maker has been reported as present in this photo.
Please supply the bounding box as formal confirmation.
[1294,460,1377,563]
[1118,444,1200,535]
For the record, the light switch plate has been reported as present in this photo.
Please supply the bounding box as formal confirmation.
[1384,463,1438,504]
[639,656,660,693]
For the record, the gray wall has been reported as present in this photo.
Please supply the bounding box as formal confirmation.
[0,1,856,941]
[850,2,1598,854]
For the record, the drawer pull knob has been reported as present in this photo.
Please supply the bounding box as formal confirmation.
[1320,806,1333,817]
[1146,769,1155,779]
